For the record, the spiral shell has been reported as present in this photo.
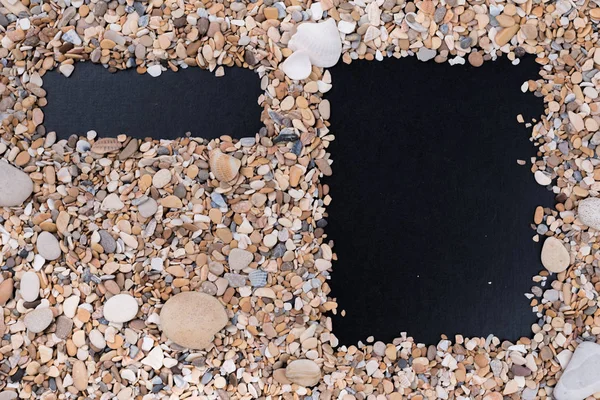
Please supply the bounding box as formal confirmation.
[209,149,241,183]
[248,270,268,287]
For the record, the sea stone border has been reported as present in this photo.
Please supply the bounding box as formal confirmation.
[0,0,598,398]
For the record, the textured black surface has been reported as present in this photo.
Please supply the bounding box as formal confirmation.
[41,56,554,346]
[43,62,263,139]
[326,56,554,345]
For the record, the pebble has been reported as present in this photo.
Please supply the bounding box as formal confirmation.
[20,271,40,302]
[103,294,139,323]
[101,193,124,211]
[229,248,253,271]
[98,230,116,253]
[0,393,17,400]
[577,197,600,230]
[0,161,33,207]
[159,292,228,349]
[417,47,437,62]
[285,359,321,387]
[541,237,570,273]
[534,170,552,186]
[0,279,13,305]
[36,232,61,261]
[72,360,87,391]
[138,198,158,218]
[554,342,600,400]
[24,308,53,333]
[147,65,162,77]
[152,169,171,188]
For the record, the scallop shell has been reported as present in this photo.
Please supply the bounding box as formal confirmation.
[91,138,122,154]
[404,12,428,33]
[248,270,268,287]
[288,18,342,68]
[209,149,241,183]
[281,51,312,80]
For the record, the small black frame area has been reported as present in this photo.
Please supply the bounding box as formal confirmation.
[325,56,554,345]
[43,62,263,140]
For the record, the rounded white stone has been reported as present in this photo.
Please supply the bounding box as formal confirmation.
[37,231,61,261]
[541,237,570,273]
[0,161,33,207]
[578,197,600,230]
[103,294,139,323]
[20,271,40,302]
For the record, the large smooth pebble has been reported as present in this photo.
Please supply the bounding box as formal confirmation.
[534,170,552,186]
[72,360,88,391]
[160,292,228,349]
[152,169,171,188]
[228,248,253,271]
[37,231,61,261]
[103,293,139,323]
[0,392,18,400]
[554,342,600,400]
[578,197,600,230]
[24,308,54,333]
[138,198,158,218]
[285,359,321,387]
[20,271,40,302]
[541,237,570,273]
[0,161,33,207]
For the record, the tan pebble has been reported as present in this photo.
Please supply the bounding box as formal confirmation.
[72,360,88,391]
[15,151,30,166]
[541,237,570,273]
[285,359,321,387]
[468,51,483,67]
[0,279,13,305]
[161,195,183,208]
[495,25,519,46]
[264,7,279,19]
[534,206,544,224]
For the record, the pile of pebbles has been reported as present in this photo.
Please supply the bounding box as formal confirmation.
[0,0,599,398]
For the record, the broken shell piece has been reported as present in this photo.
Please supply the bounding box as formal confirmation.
[280,51,312,80]
[209,149,241,183]
[288,18,342,68]
[249,270,268,287]
[405,12,428,33]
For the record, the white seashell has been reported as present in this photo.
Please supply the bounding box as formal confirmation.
[288,19,342,68]
[248,270,268,287]
[76,140,91,153]
[405,12,428,33]
[209,149,241,183]
[280,51,312,80]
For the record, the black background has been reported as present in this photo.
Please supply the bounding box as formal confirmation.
[44,56,554,346]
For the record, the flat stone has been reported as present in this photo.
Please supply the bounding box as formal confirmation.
[541,237,570,273]
[72,360,87,391]
[101,193,124,211]
[159,292,228,349]
[20,271,40,302]
[0,278,13,305]
[152,169,171,188]
[417,47,437,62]
[119,139,139,160]
[63,295,79,318]
[141,346,164,370]
[285,359,321,387]
[36,232,61,261]
[55,316,73,339]
[103,293,139,323]
[138,198,158,218]
[578,197,600,230]
[0,161,33,207]
[98,230,116,253]
[24,308,53,333]
[228,248,253,271]
[0,392,18,400]
[554,342,600,400]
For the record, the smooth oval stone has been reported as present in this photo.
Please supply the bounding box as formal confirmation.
[0,278,13,305]
[0,161,33,207]
[285,359,321,387]
[159,292,228,349]
[578,197,600,230]
[228,248,253,271]
[20,271,40,302]
[37,231,61,260]
[554,342,600,400]
[0,391,18,400]
[103,293,139,323]
[138,198,158,218]
[98,230,116,253]
[541,237,570,273]
[24,307,54,333]
[72,360,88,391]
